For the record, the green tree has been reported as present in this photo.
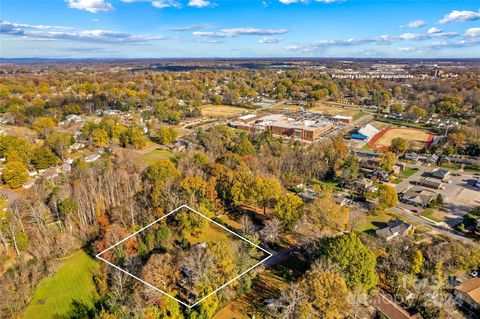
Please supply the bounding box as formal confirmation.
[378,184,398,208]
[157,127,178,145]
[274,193,304,228]
[233,135,256,156]
[317,234,378,291]
[390,137,408,155]
[2,161,29,188]
[32,116,56,138]
[32,146,58,169]
[120,127,147,149]
[146,159,180,183]
[390,103,404,114]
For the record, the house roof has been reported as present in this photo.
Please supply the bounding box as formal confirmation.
[456,277,480,305]
[403,187,437,206]
[375,219,412,239]
[430,168,450,180]
[371,293,420,319]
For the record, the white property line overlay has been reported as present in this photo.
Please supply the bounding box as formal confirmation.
[96,204,273,308]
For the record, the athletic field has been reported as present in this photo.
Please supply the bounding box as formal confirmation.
[369,127,435,151]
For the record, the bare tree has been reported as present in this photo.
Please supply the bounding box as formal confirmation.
[261,218,282,244]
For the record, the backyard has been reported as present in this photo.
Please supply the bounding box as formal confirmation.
[23,250,99,319]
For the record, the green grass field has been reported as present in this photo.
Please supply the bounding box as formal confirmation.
[23,250,99,319]
[353,111,367,121]
[137,149,175,167]
[399,167,419,179]
[354,211,392,233]
[420,208,443,223]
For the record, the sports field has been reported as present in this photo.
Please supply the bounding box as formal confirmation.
[369,127,435,151]
[23,250,99,319]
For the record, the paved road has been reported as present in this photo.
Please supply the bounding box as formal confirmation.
[391,206,478,246]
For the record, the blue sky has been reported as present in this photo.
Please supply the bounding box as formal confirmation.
[1,0,479,58]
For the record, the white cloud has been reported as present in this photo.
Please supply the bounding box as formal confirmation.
[193,27,288,38]
[0,20,166,43]
[283,28,463,53]
[120,0,180,9]
[151,0,181,8]
[465,27,480,38]
[438,10,480,24]
[66,0,113,13]
[427,27,442,34]
[259,37,282,43]
[404,20,425,28]
[188,0,214,8]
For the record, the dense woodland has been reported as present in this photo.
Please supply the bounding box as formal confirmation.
[0,62,479,319]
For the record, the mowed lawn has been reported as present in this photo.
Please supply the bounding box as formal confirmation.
[136,149,175,167]
[23,250,99,319]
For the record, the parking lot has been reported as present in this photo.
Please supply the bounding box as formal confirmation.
[395,167,480,225]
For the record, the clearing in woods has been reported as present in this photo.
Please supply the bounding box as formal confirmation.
[23,250,99,319]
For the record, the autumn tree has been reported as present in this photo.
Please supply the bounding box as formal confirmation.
[2,161,28,188]
[141,253,179,300]
[32,116,56,138]
[309,196,349,234]
[378,184,398,208]
[91,128,110,147]
[253,176,282,214]
[380,151,397,172]
[157,127,178,145]
[271,265,350,319]
[120,127,147,149]
[411,250,423,275]
[274,193,304,228]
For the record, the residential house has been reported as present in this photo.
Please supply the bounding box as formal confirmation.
[430,168,450,181]
[333,193,351,206]
[375,219,414,241]
[371,169,390,182]
[401,187,437,207]
[425,154,439,165]
[371,293,423,319]
[84,154,101,163]
[350,178,373,194]
[405,152,419,162]
[454,277,480,312]
[69,142,86,152]
[65,114,83,123]
[417,177,444,190]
